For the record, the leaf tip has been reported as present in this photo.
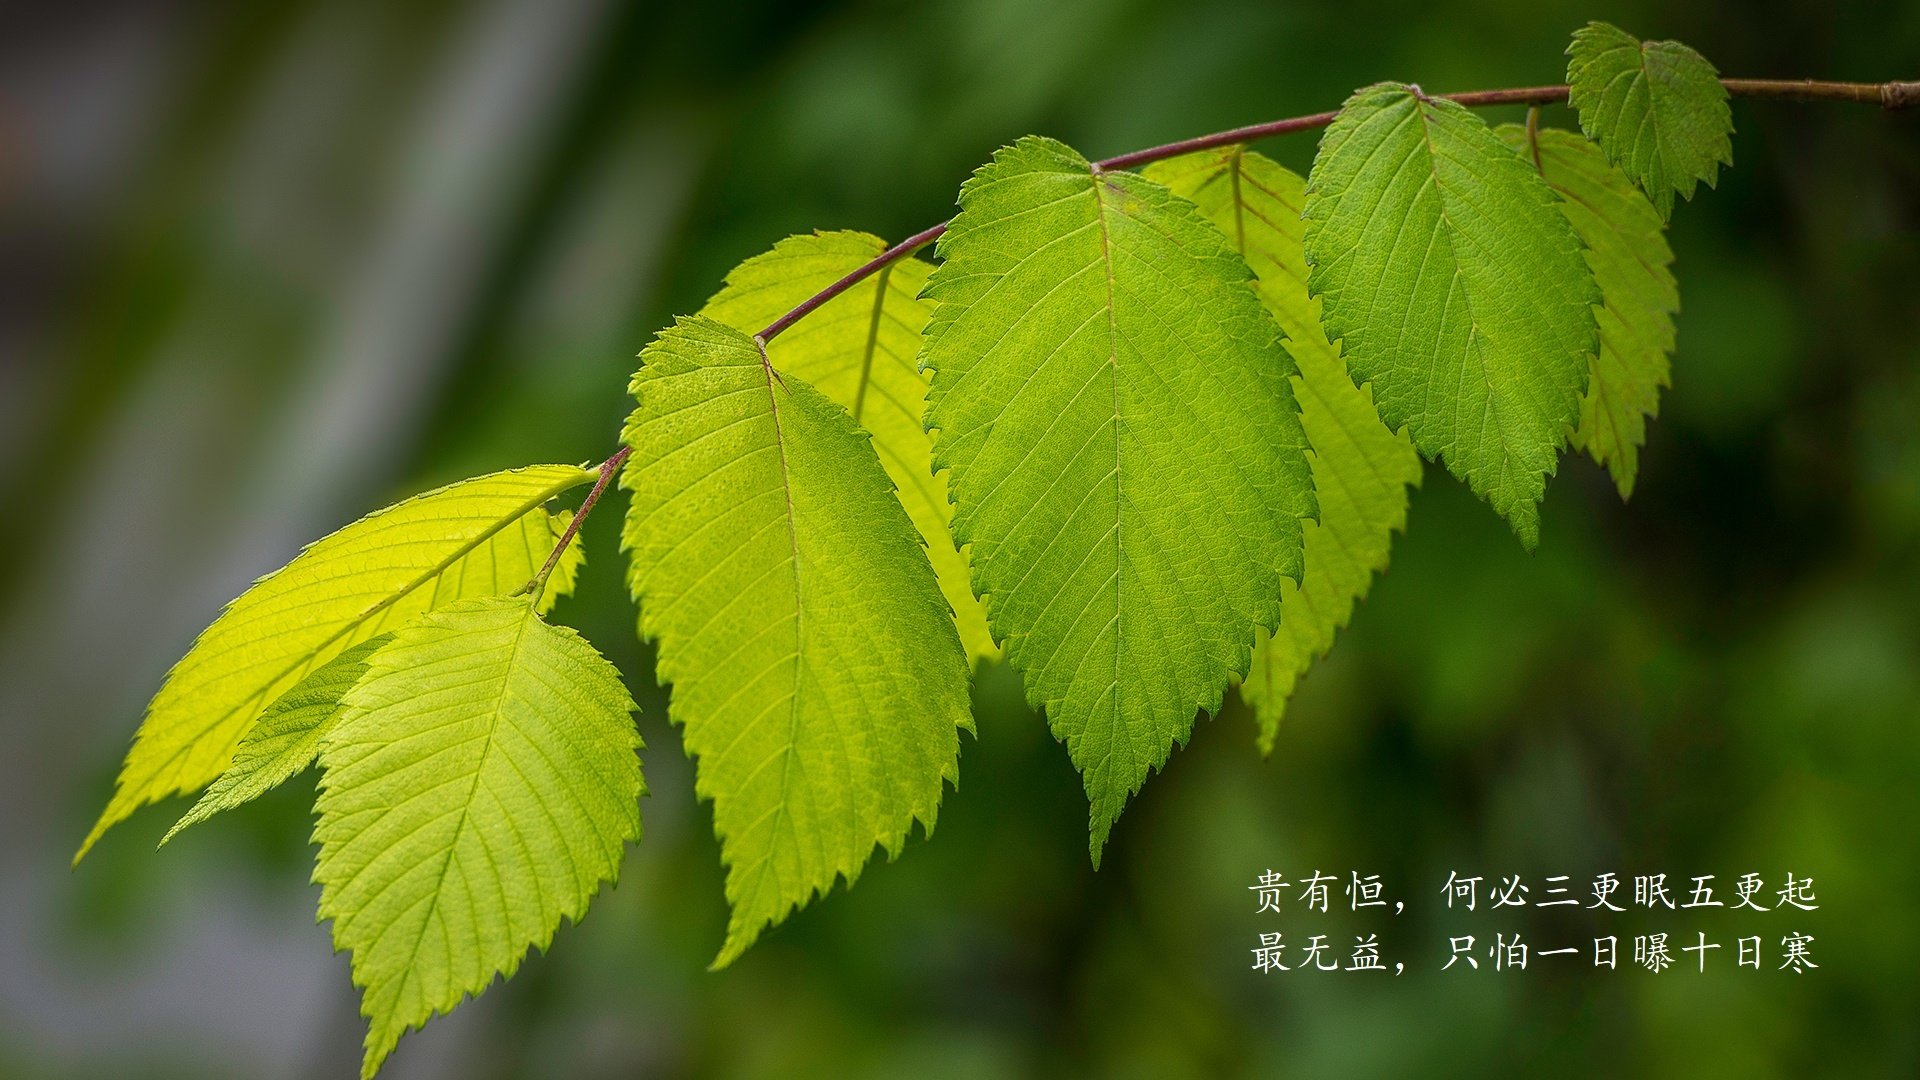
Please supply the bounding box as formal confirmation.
[359,1039,390,1080]
[710,921,758,971]
[1087,805,1117,870]
[72,803,121,867]
[1509,505,1543,552]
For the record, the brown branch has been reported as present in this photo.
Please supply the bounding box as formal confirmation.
[754,75,1913,346]
[756,223,948,341]
[1722,77,1918,107]
[1095,84,1575,170]
[522,446,630,603]
[567,72,1913,584]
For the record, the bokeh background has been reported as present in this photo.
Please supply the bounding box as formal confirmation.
[4,0,1917,1076]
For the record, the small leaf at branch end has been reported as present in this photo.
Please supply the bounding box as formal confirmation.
[159,633,395,846]
[620,316,970,968]
[698,230,998,666]
[1566,21,1734,220]
[1304,84,1600,549]
[77,465,596,864]
[1147,148,1421,751]
[921,135,1314,860]
[1499,125,1679,499]
[313,597,642,1079]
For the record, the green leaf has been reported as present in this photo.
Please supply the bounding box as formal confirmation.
[1147,148,1422,752]
[698,230,997,665]
[1566,21,1733,220]
[79,465,595,862]
[313,597,642,1079]
[1500,124,1679,498]
[920,136,1314,859]
[1304,84,1600,548]
[620,316,970,967]
[158,634,394,846]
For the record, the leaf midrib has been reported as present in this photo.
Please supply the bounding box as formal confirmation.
[392,606,536,1028]
[750,338,808,914]
[1089,169,1127,789]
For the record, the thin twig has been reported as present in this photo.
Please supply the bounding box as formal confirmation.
[572,73,1912,581]
[522,446,630,604]
[756,223,948,341]
[754,76,1912,346]
[1721,77,1918,107]
[1095,85,1567,169]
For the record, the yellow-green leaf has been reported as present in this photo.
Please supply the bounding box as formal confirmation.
[1148,148,1421,751]
[78,465,593,862]
[159,633,394,846]
[698,230,997,664]
[313,597,642,1078]
[1501,124,1679,498]
[1304,84,1600,548]
[1567,21,1734,220]
[920,136,1314,859]
[621,316,971,967]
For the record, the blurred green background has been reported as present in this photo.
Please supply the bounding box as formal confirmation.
[3,0,1917,1076]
